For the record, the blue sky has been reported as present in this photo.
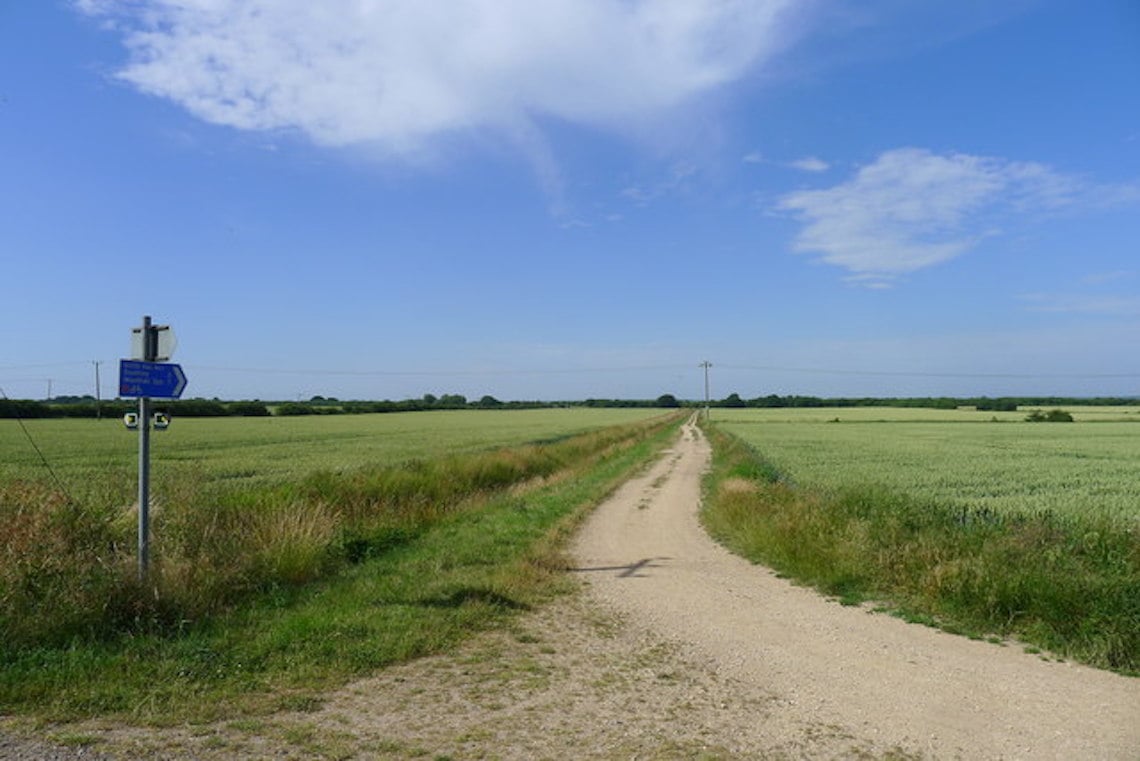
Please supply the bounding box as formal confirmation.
[2,1,1138,402]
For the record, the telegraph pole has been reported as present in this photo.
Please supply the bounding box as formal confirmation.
[93,360,102,420]
[699,361,712,420]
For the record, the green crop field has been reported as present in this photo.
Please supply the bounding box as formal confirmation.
[1,408,666,492]
[711,407,1140,521]
[703,407,1140,672]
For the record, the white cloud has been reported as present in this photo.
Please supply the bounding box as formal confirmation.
[777,148,1091,286]
[742,153,830,172]
[80,0,799,154]
[1081,270,1135,286]
[789,156,829,172]
[620,161,699,206]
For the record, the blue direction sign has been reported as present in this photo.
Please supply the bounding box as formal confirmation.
[119,359,188,399]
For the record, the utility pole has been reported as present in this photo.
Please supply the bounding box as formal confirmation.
[699,361,712,421]
[46,378,52,401]
[93,360,102,420]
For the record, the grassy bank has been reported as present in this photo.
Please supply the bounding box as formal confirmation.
[700,425,1140,674]
[0,413,681,719]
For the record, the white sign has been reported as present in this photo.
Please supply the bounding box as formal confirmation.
[131,324,177,361]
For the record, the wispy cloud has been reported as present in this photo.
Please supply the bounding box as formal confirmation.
[789,156,829,172]
[776,147,1125,287]
[1082,270,1135,286]
[1019,292,1140,317]
[621,161,699,206]
[1020,269,1139,317]
[79,1,800,157]
[741,152,829,172]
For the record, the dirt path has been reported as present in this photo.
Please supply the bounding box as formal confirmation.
[571,416,1140,759]
[7,418,1138,759]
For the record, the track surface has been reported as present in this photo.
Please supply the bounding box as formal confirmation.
[572,418,1140,759]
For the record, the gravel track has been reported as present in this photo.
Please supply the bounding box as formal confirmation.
[572,417,1140,759]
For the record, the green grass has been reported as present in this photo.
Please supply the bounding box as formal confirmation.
[700,417,1140,674]
[0,412,681,720]
[0,412,676,647]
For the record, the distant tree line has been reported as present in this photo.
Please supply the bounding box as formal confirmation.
[717,395,1139,411]
[2,393,1136,419]
[0,397,272,419]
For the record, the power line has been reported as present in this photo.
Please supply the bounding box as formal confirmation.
[6,358,1140,388]
[0,361,88,371]
[0,385,75,505]
[718,364,1140,380]
[193,363,692,378]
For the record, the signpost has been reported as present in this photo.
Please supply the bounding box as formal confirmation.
[131,322,177,362]
[119,316,188,583]
[119,360,187,399]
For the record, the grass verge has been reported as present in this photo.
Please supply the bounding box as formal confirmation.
[700,425,1140,675]
[0,414,682,721]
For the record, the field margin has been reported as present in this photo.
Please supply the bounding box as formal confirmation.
[699,423,1140,675]
[0,412,684,722]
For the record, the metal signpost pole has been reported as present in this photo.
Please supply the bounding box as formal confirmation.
[120,316,186,585]
[138,315,153,583]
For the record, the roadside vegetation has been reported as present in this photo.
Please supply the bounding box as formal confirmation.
[0,411,682,720]
[700,413,1140,674]
[1025,408,1074,422]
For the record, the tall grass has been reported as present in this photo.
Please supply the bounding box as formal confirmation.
[701,426,1140,674]
[0,414,676,651]
[0,481,134,645]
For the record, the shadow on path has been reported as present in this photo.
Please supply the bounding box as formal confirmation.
[569,557,670,578]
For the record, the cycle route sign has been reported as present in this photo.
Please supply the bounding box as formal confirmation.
[119,359,188,399]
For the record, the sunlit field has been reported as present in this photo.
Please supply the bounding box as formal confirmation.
[0,410,674,706]
[1,408,666,492]
[0,409,682,718]
[703,408,1140,671]
[711,407,1140,521]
